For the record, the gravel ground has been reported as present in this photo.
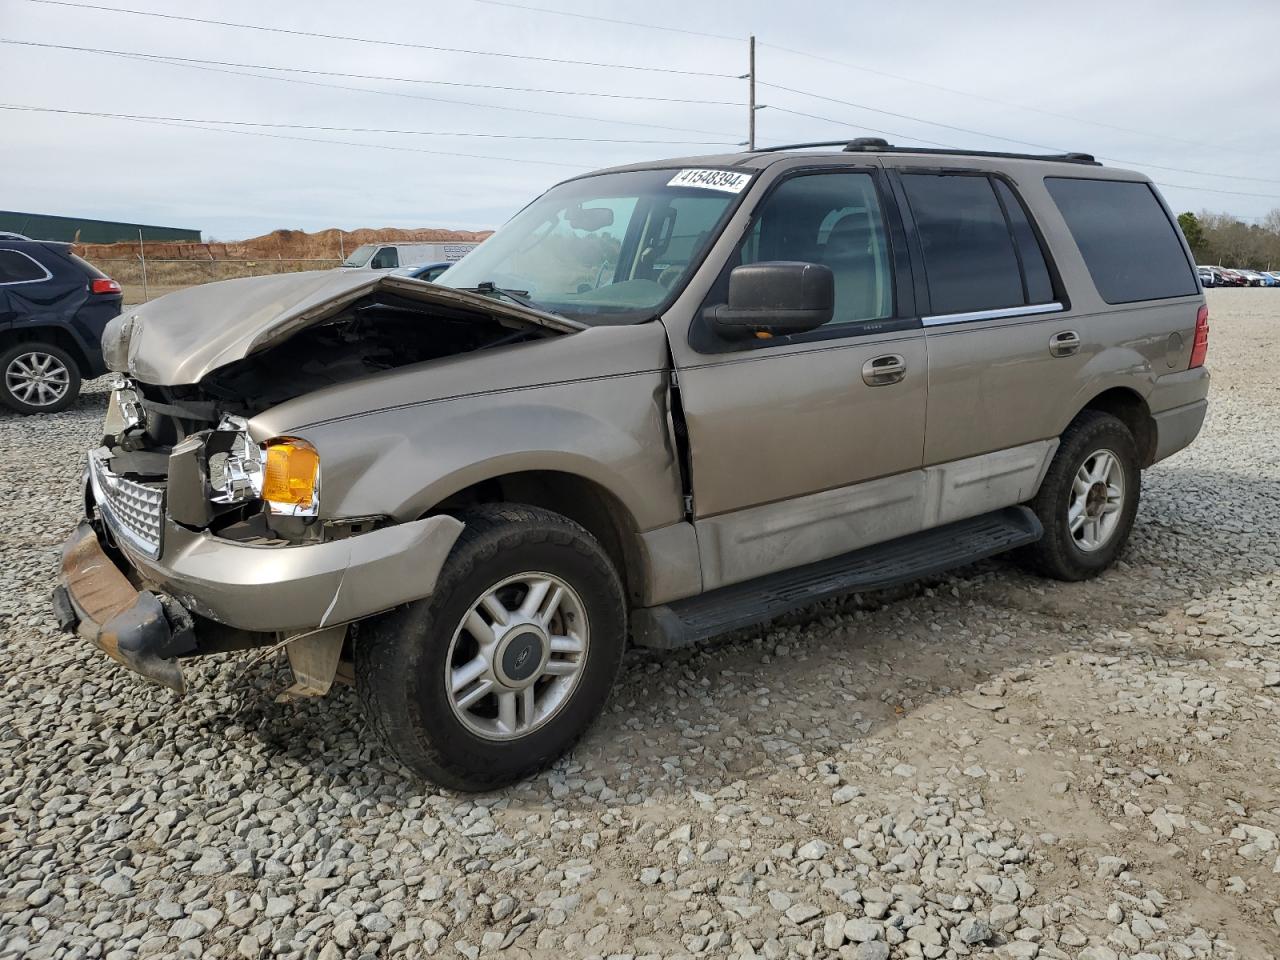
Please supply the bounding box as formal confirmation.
[2,289,1278,960]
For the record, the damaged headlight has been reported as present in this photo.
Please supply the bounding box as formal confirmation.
[103,375,145,438]
[207,416,264,505]
[206,416,320,517]
[101,313,140,373]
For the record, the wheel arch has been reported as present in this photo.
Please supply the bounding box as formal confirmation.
[0,322,91,374]
[427,469,648,606]
[1070,386,1157,468]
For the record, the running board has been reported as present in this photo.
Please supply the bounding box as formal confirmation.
[631,506,1042,650]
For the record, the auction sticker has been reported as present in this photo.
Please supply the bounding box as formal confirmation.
[667,168,753,193]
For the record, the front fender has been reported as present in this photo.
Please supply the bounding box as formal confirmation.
[293,371,684,533]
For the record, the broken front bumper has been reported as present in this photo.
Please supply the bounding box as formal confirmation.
[53,511,464,691]
[54,521,196,692]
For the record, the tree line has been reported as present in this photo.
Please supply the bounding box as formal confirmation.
[1178,210,1280,270]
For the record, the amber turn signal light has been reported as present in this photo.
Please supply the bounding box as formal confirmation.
[262,438,320,510]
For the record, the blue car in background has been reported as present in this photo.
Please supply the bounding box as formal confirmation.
[391,261,454,283]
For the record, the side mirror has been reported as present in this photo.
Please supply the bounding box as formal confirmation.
[706,262,834,338]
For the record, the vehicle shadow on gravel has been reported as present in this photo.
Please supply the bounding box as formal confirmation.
[206,559,1092,799]
[192,460,1277,800]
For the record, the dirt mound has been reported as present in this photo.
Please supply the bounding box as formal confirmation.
[76,226,493,262]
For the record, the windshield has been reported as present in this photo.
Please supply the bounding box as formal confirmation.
[437,168,749,323]
[341,243,378,267]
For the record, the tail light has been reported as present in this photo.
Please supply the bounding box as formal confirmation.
[1189,304,1209,368]
[91,278,121,295]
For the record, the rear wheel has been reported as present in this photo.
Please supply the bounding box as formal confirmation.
[1017,411,1141,581]
[0,342,81,414]
[356,504,626,790]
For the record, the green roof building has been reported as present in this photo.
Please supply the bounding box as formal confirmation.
[0,211,201,244]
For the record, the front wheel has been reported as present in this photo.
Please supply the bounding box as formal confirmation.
[1017,411,1141,581]
[356,504,626,790]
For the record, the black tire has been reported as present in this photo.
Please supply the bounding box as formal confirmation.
[1017,410,1141,581]
[0,342,82,414]
[356,504,626,791]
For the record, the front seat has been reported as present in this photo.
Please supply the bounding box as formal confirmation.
[821,214,881,322]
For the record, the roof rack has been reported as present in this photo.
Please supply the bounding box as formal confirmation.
[756,137,1099,165]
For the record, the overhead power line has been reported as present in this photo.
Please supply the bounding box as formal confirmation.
[758,41,1215,151]
[463,0,742,42]
[1090,155,1280,187]
[0,39,744,107]
[764,106,952,149]
[19,0,738,78]
[1150,182,1280,202]
[764,84,1280,187]
[0,103,738,145]
[3,38,740,138]
[0,103,586,168]
[760,81,1066,153]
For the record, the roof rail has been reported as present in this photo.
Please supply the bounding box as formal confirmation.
[755,137,1099,165]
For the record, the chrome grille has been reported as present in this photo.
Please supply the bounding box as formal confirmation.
[88,449,165,559]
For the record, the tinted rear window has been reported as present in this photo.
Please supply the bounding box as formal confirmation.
[900,174,1025,315]
[0,249,49,284]
[1044,178,1197,304]
[993,179,1054,305]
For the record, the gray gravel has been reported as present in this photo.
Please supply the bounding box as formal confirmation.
[2,289,1278,960]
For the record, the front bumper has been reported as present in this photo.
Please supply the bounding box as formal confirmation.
[53,521,196,692]
[115,512,463,634]
[54,509,464,691]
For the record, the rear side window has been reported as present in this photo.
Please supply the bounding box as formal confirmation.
[993,180,1054,305]
[0,249,49,284]
[901,174,1050,316]
[1044,178,1197,304]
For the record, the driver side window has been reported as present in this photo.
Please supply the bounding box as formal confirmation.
[737,172,894,327]
[370,247,399,269]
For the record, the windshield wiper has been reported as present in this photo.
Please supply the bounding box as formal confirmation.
[467,281,539,311]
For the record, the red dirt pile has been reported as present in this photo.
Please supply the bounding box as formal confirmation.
[75,226,493,262]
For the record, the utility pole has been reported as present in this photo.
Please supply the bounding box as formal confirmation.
[747,35,756,150]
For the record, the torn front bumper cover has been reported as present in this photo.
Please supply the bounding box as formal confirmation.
[53,512,464,693]
[54,521,196,692]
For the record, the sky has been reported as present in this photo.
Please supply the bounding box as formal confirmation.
[1,0,1277,240]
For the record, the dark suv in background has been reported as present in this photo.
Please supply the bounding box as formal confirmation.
[0,233,122,413]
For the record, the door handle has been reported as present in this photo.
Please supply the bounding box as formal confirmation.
[1049,330,1081,358]
[862,354,906,386]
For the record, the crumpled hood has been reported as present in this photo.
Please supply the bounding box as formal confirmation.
[104,269,582,385]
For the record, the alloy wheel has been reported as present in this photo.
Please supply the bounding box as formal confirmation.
[444,571,589,741]
[5,351,71,407]
[1068,448,1125,552]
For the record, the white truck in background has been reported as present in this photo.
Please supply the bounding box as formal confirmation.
[341,241,479,270]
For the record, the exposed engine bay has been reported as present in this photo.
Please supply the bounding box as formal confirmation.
[93,290,568,546]
[127,292,557,445]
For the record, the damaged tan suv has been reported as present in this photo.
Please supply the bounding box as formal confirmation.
[54,139,1210,790]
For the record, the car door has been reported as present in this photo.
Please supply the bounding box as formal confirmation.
[667,167,929,591]
[888,164,1082,506]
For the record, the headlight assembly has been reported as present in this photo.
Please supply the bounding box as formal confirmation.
[204,419,320,518]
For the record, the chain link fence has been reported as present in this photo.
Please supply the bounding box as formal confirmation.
[88,256,344,304]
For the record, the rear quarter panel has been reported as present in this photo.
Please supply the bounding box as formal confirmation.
[1008,165,1205,431]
